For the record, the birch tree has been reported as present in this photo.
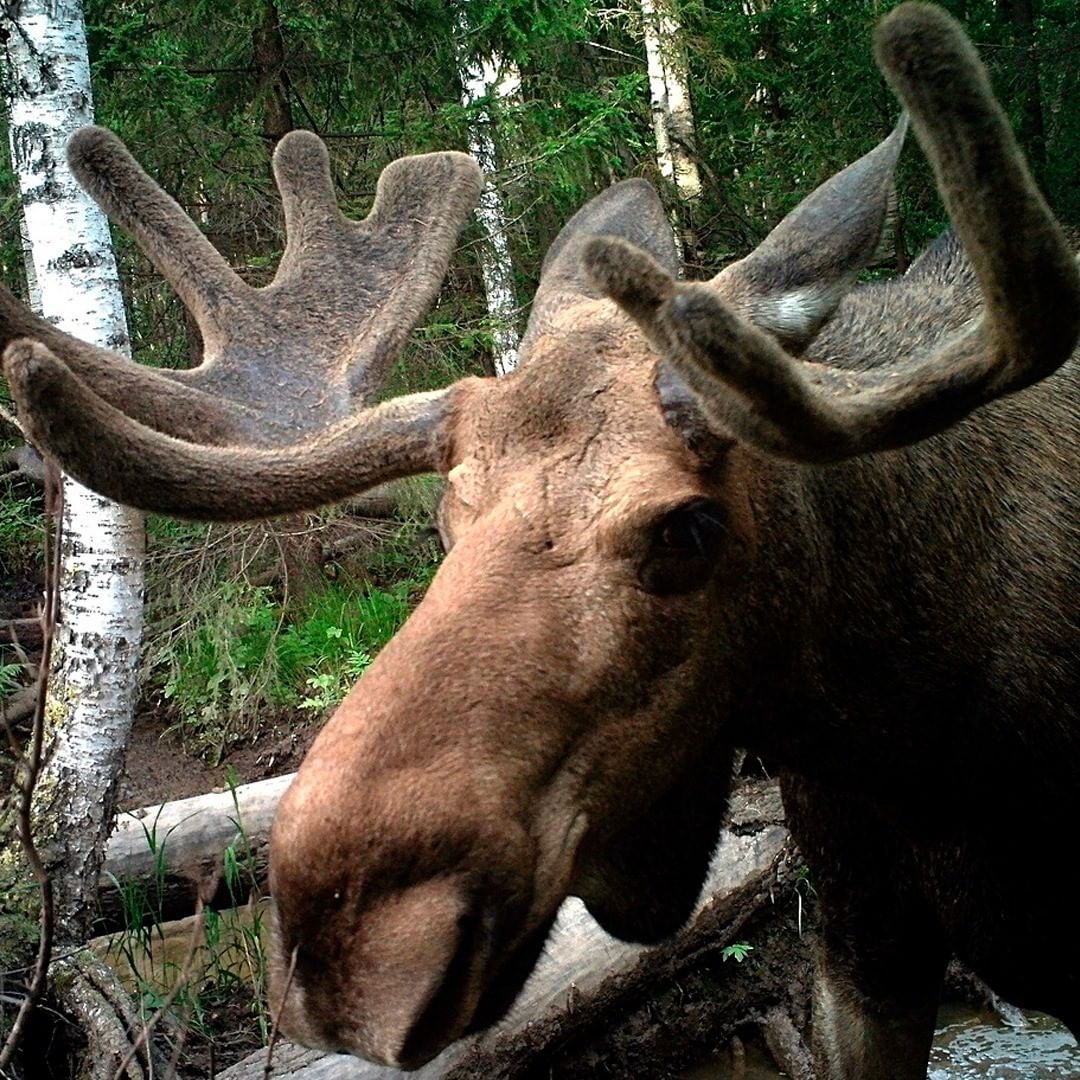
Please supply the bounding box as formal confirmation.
[2,0,147,1066]
[455,10,521,376]
[639,0,702,259]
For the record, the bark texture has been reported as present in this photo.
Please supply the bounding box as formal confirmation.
[2,0,145,946]
[640,0,702,257]
[455,7,521,375]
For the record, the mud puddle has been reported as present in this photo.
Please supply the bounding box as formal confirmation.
[683,1003,1080,1078]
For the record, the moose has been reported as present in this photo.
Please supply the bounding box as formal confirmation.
[3,3,1078,1077]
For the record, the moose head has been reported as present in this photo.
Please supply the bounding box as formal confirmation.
[4,2,1079,1072]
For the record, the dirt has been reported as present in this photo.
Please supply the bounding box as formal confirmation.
[119,706,322,811]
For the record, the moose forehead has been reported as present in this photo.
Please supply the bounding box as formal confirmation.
[444,302,710,528]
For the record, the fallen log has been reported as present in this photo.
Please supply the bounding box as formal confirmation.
[97,773,293,933]
[1,617,43,649]
[215,781,809,1080]
[100,776,812,1078]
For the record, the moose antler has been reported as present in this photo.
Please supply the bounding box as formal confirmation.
[2,128,483,516]
[584,2,1080,462]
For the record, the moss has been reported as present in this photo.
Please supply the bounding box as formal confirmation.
[0,903,41,975]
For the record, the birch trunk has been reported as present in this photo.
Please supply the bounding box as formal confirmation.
[3,0,145,947]
[455,10,520,376]
[640,0,702,259]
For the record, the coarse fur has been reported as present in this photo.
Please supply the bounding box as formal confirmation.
[3,4,1079,1077]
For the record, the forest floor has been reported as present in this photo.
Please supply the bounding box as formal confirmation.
[120,705,319,810]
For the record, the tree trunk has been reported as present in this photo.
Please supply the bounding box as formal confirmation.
[640,0,702,260]
[997,0,1046,181]
[455,8,521,376]
[253,0,295,147]
[2,0,145,950]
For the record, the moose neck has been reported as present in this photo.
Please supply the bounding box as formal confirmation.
[735,366,1079,822]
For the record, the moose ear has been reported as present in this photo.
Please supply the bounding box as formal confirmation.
[521,179,678,354]
[573,750,731,943]
[715,115,908,348]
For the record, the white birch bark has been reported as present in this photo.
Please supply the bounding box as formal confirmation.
[3,0,146,944]
[455,11,521,376]
[640,0,702,258]
[18,212,42,312]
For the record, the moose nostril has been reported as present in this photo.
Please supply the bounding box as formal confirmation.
[396,905,490,1069]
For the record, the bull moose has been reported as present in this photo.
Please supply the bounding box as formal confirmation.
[3,3,1078,1077]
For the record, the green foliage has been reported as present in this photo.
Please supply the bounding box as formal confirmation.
[279,580,413,711]
[2,0,1078,763]
[0,489,42,578]
[0,661,21,697]
[146,502,437,761]
[156,576,419,758]
[721,941,754,963]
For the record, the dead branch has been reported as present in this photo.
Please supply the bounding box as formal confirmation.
[51,951,172,1080]
[1,445,45,484]
[1,619,43,650]
[762,1006,816,1080]
[0,402,24,439]
[0,683,39,729]
[0,464,60,1073]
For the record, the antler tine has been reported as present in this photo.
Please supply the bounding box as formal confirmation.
[262,138,486,403]
[4,339,462,520]
[651,274,1010,462]
[272,131,343,263]
[6,128,485,515]
[584,239,824,458]
[0,126,267,447]
[67,127,249,328]
[874,3,1080,372]
[0,286,256,443]
[586,3,1080,463]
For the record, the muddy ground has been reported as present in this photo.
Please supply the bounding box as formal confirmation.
[119,707,320,810]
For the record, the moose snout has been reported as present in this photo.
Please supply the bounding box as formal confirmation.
[270,876,503,1069]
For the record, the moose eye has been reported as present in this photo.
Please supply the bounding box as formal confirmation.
[640,498,728,595]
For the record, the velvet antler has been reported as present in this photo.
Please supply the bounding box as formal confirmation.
[584,3,1080,462]
[2,129,483,516]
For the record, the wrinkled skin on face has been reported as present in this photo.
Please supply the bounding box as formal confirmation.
[268,306,760,1067]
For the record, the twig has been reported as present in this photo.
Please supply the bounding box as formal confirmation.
[0,402,24,437]
[0,462,62,1072]
[263,947,297,1079]
[0,684,38,730]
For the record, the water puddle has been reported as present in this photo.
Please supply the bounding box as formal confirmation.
[684,1004,1080,1078]
[929,1004,1080,1079]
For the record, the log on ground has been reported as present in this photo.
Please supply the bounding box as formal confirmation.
[97,773,293,933]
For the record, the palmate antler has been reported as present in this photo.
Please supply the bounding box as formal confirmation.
[2,128,483,517]
[584,3,1080,462]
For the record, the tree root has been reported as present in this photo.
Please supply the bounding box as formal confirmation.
[50,951,176,1080]
[762,1005,816,1080]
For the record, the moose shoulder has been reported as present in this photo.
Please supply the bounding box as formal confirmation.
[4,3,1078,1078]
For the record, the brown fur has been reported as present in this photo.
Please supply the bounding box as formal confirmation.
[4,5,1079,1077]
